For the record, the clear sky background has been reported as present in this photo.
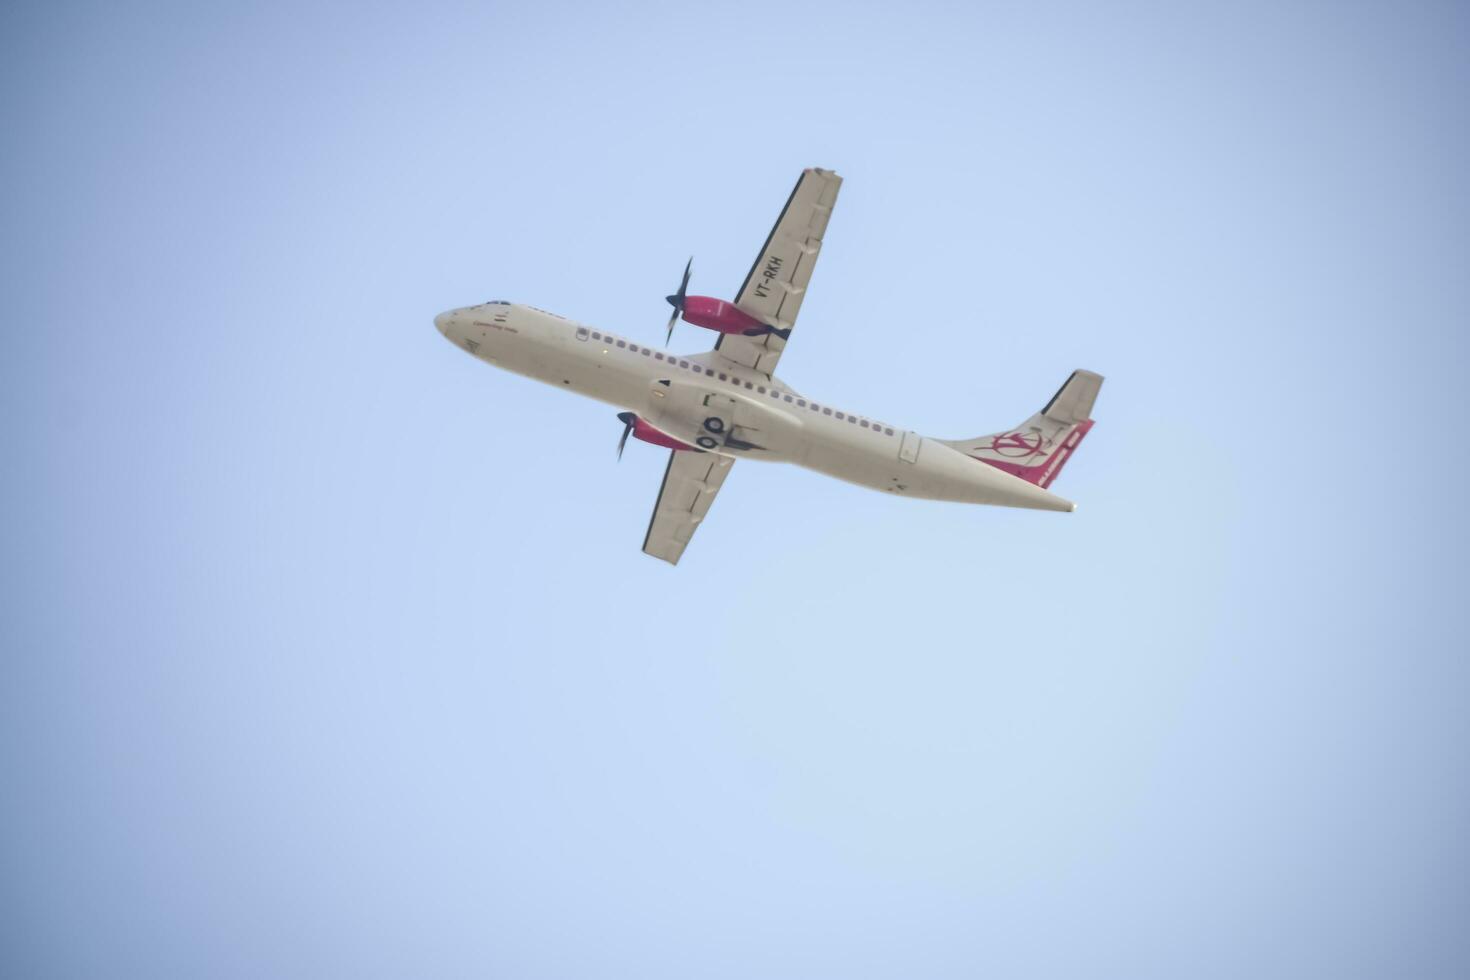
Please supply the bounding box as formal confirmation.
[3,1,1467,977]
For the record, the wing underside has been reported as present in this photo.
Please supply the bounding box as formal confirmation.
[643,168,839,563]
[641,451,736,565]
[715,168,842,376]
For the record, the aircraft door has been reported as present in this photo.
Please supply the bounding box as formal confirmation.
[899,430,922,464]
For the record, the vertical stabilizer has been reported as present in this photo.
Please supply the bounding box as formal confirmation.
[940,370,1103,490]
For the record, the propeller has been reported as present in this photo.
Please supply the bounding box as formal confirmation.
[664,257,693,345]
[616,411,636,460]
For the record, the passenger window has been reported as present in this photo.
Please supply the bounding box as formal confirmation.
[655,352,664,360]
[849,417,858,424]
[823,408,832,415]
[836,412,845,420]
[591,331,601,340]
[860,420,870,428]
[616,340,626,347]
[758,387,766,394]
[885,428,894,435]
[679,360,689,368]
[797,400,806,407]
[744,382,753,389]
[576,327,589,341]
[784,395,793,402]
[719,373,728,381]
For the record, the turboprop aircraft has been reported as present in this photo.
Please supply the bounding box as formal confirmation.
[434,168,1103,565]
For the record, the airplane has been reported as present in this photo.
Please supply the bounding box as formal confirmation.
[434,168,1103,565]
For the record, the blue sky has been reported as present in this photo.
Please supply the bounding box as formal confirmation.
[3,2,1467,977]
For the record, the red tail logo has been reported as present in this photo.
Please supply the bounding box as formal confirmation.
[986,431,1049,459]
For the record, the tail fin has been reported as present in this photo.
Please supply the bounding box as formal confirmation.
[941,370,1103,490]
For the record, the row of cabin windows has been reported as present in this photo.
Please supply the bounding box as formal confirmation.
[586,329,896,437]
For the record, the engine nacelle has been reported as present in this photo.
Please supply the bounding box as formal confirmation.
[617,412,698,451]
[680,296,769,335]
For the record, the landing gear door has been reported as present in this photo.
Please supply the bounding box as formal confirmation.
[644,380,737,451]
[899,430,922,464]
[697,392,739,451]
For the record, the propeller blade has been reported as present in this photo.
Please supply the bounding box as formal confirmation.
[663,256,691,306]
[663,256,692,347]
[616,412,635,460]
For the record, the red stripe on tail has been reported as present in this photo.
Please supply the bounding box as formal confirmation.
[971,420,1094,489]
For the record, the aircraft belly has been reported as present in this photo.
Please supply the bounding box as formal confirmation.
[478,338,549,382]
[575,360,648,409]
[643,379,804,461]
[799,433,906,493]
[487,329,651,410]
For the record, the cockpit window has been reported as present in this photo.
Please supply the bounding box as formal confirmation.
[484,300,510,306]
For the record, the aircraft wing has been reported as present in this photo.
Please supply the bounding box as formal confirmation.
[641,451,736,565]
[715,168,843,377]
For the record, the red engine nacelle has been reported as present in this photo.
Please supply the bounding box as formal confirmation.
[680,296,768,335]
[618,412,698,452]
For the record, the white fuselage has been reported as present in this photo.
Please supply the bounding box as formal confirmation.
[434,302,1072,512]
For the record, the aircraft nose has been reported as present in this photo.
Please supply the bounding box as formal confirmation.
[434,311,452,335]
